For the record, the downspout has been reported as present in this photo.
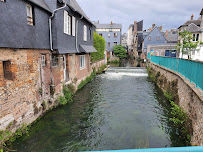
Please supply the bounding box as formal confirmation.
[49,2,66,91]
[76,15,84,53]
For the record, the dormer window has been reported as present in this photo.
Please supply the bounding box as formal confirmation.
[26,4,34,25]
[148,36,151,41]
[193,34,199,41]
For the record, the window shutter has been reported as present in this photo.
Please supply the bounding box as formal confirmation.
[72,16,75,36]
[67,15,71,35]
[64,11,68,34]
[84,25,87,41]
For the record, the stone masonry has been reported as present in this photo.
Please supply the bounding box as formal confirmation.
[149,62,203,146]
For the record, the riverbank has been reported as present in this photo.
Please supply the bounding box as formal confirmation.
[147,62,203,146]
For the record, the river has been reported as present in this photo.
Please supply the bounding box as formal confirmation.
[11,67,186,152]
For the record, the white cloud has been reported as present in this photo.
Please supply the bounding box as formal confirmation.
[77,0,203,32]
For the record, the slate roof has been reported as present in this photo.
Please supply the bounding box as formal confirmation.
[95,23,122,29]
[179,19,201,29]
[65,0,94,25]
[166,33,178,43]
[28,0,52,12]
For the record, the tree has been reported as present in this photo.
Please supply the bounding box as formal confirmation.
[91,32,105,62]
[113,45,127,60]
[177,31,203,59]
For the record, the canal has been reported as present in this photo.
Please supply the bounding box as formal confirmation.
[11,67,186,152]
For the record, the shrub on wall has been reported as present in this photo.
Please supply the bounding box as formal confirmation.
[91,32,105,62]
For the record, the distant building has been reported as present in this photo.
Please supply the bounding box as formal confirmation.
[127,20,143,57]
[178,9,203,61]
[95,21,122,57]
[121,33,128,48]
[142,24,178,59]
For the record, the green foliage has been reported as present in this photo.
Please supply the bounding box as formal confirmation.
[169,101,191,145]
[91,32,105,62]
[177,30,202,59]
[113,45,127,60]
[78,71,97,90]
[58,96,68,105]
[96,65,107,74]
[110,59,120,64]
[0,123,31,152]
[164,90,174,101]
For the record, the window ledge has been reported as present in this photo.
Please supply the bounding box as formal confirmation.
[80,67,86,70]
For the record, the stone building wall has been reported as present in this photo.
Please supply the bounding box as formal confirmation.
[149,62,203,146]
[0,49,63,132]
[91,58,106,72]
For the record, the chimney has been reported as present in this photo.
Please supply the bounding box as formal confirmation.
[134,21,137,34]
[165,30,168,39]
[152,23,156,29]
[111,20,113,26]
[159,26,163,31]
[191,14,194,20]
[98,20,100,24]
[200,8,203,28]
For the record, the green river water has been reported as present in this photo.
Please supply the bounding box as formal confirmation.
[11,67,186,152]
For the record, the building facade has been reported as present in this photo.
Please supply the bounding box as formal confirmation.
[95,21,122,57]
[178,9,203,61]
[0,0,98,131]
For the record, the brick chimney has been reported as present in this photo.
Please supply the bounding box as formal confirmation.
[200,8,203,28]
[152,23,156,29]
[159,26,163,31]
[111,20,113,26]
[165,30,168,39]
[191,14,194,20]
[134,21,137,34]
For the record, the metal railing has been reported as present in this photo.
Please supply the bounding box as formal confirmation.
[82,146,203,152]
[151,56,203,91]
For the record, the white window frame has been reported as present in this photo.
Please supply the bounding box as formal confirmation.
[26,4,33,25]
[41,55,46,66]
[64,11,71,35]
[84,25,87,41]
[72,16,75,36]
[80,55,86,70]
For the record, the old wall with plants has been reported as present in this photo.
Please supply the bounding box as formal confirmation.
[148,62,203,146]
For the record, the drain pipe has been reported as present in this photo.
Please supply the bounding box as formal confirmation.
[49,1,66,91]
[76,15,84,53]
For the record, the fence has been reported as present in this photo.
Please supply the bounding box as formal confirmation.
[151,56,203,91]
[82,146,203,152]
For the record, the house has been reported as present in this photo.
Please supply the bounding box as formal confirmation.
[94,21,122,58]
[0,0,97,131]
[178,9,203,61]
[127,20,143,57]
[121,33,128,48]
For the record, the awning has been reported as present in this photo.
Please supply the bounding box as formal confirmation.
[79,45,98,53]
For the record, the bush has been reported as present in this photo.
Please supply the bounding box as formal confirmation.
[91,32,105,62]
[113,45,127,60]
[58,96,67,105]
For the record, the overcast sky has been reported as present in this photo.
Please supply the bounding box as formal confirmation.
[77,0,203,33]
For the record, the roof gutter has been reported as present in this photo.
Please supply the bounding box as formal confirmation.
[76,15,84,53]
[49,2,67,51]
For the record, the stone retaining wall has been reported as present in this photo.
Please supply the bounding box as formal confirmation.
[149,62,203,146]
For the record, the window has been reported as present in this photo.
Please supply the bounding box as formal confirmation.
[108,43,110,47]
[148,36,151,41]
[108,33,111,37]
[114,42,117,46]
[64,11,71,35]
[72,16,75,36]
[52,55,58,67]
[193,34,199,42]
[84,25,87,41]
[114,33,118,38]
[41,55,46,66]
[80,55,85,69]
[1,0,6,2]
[99,33,102,37]
[26,4,34,25]
[89,28,92,40]
[3,61,13,80]
[156,36,160,41]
